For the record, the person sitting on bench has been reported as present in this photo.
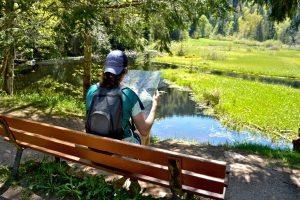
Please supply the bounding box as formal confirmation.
[85,50,160,145]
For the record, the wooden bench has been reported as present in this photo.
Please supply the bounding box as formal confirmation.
[0,114,228,199]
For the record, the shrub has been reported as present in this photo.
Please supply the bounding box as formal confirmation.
[263,40,283,50]
[177,44,186,57]
[126,50,139,66]
[205,51,226,61]
[202,89,220,107]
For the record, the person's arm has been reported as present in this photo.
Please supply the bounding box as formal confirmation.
[132,91,160,137]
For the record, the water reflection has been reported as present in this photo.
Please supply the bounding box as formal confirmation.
[156,86,202,118]
[15,64,82,90]
[152,86,292,149]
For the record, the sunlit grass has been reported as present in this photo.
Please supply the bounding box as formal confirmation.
[0,76,85,118]
[162,68,300,142]
[155,38,300,79]
[0,92,85,117]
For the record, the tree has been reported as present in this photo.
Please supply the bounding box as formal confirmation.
[264,8,276,40]
[232,0,240,33]
[0,0,57,95]
[285,6,300,45]
[53,0,231,99]
[198,15,212,38]
[252,0,299,22]
[238,9,263,39]
[256,21,264,41]
[0,0,16,95]
[189,20,199,38]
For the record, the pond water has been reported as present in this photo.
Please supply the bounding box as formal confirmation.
[15,63,293,149]
[152,86,293,149]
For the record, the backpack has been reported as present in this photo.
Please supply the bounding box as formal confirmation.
[86,87,124,139]
[86,86,145,141]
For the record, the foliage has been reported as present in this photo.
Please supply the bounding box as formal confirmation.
[18,160,154,199]
[15,159,200,199]
[0,0,59,59]
[52,0,230,54]
[162,68,300,142]
[191,15,213,38]
[202,89,220,107]
[186,1,300,45]
[252,0,299,22]
[0,165,10,182]
[238,10,263,39]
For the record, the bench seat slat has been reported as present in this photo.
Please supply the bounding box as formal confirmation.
[1,115,227,179]
[0,128,226,194]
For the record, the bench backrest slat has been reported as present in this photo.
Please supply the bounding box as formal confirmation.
[0,127,226,194]
[1,115,226,179]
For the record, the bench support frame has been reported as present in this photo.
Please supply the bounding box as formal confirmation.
[0,117,24,195]
[168,157,183,198]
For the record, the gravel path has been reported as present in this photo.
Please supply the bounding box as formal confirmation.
[0,109,299,199]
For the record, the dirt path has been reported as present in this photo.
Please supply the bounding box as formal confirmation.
[0,108,299,200]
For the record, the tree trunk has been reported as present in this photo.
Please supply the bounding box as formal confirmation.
[1,47,14,95]
[1,0,15,95]
[83,32,92,100]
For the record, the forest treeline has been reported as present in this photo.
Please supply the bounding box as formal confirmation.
[175,1,300,45]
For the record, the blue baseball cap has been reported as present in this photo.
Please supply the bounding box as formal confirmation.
[104,50,128,75]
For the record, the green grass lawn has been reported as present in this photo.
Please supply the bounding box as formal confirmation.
[155,38,300,80]
[162,68,300,142]
[0,76,85,118]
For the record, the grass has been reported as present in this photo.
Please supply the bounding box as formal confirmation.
[14,160,155,200]
[154,38,300,80]
[162,68,300,142]
[0,166,10,182]
[0,159,199,200]
[0,76,85,118]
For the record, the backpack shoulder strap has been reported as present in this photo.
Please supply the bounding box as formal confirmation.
[121,87,145,110]
[120,87,145,133]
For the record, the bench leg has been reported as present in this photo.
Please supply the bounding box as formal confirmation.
[168,157,183,199]
[185,192,195,199]
[54,157,61,163]
[171,193,181,200]
[0,148,23,195]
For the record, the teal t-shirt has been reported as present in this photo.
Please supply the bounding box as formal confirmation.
[86,83,144,143]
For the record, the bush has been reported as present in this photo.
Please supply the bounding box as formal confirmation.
[177,43,186,56]
[126,50,139,66]
[263,40,283,50]
[234,39,262,47]
[205,51,226,61]
[202,89,220,107]
[143,50,159,67]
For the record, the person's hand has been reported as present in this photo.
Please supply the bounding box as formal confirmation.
[152,90,161,107]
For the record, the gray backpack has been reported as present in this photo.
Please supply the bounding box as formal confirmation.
[86,87,124,139]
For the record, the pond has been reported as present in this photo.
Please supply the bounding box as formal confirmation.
[15,62,293,149]
[151,85,293,149]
